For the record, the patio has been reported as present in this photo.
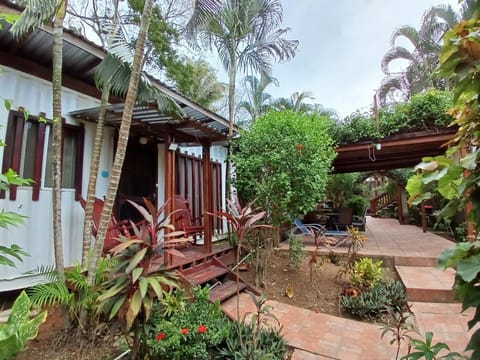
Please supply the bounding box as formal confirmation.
[222,216,474,359]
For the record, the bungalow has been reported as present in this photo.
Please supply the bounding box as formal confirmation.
[0,0,235,291]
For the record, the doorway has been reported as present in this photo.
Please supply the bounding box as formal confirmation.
[117,138,157,222]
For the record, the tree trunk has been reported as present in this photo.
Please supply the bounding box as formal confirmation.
[51,0,66,280]
[81,84,110,268]
[225,56,237,203]
[87,0,155,284]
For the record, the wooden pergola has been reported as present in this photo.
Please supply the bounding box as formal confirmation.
[332,128,457,173]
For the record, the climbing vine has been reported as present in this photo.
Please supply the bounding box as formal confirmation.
[334,90,454,145]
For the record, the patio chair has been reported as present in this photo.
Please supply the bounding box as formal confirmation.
[291,219,339,247]
[172,196,204,244]
[333,207,353,231]
[352,207,368,231]
[80,197,133,254]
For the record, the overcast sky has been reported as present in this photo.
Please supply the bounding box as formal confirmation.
[206,0,459,119]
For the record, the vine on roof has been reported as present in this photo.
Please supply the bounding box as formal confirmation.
[333,89,454,145]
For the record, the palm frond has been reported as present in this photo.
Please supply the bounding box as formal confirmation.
[424,4,458,29]
[28,280,72,309]
[391,25,420,48]
[184,0,221,42]
[9,0,58,39]
[381,47,414,74]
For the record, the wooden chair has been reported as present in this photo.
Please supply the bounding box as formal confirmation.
[80,197,132,254]
[172,195,204,244]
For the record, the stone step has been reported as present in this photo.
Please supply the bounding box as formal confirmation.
[395,265,456,303]
[394,256,438,267]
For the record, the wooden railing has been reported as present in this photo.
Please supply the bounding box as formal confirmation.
[370,191,396,216]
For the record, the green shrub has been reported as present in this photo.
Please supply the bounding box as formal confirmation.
[144,287,232,360]
[341,281,407,319]
[0,291,47,359]
[288,235,305,269]
[216,321,289,360]
[350,258,384,290]
[346,195,368,216]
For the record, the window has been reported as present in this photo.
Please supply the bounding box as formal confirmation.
[44,124,84,194]
[1,111,84,201]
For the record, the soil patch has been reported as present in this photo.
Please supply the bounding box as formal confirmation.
[241,250,351,317]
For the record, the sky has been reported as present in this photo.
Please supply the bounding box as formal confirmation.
[210,0,459,119]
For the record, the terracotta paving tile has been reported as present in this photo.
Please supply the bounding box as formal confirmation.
[224,218,471,359]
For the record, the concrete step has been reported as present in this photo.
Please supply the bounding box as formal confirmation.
[395,265,456,303]
[394,256,438,267]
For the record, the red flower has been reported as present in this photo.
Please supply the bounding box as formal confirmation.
[181,328,189,335]
[297,143,304,150]
[197,325,208,333]
[156,332,166,341]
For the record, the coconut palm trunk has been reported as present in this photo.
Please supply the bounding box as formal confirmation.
[51,0,66,279]
[81,84,110,267]
[87,0,155,284]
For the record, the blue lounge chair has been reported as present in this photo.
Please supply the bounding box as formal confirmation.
[291,219,352,248]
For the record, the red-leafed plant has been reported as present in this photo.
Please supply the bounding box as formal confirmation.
[210,196,272,320]
[97,199,189,358]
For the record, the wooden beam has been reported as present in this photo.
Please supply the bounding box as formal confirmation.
[202,143,213,253]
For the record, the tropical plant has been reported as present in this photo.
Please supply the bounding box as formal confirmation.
[239,73,278,122]
[401,331,463,360]
[27,257,115,334]
[210,196,270,320]
[143,286,232,360]
[217,293,289,360]
[0,291,47,360]
[341,281,407,319]
[380,310,416,360]
[232,110,336,231]
[288,235,305,269]
[405,6,480,355]
[97,199,183,358]
[336,227,367,280]
[187,0,298,198]
[350,257,384,290]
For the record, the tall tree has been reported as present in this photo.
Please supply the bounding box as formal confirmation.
[10,0,68,278]
[239,73,278,122]
[86,0,155,284]
[167,58,226,109]
[378,1,478,106]
[187,0,298,197]
[378,10,445,106]
[272,90,314,113]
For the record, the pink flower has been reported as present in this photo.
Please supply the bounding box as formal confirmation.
[156,332,166,341]
[181,328,189,335]
[197,325,208,333]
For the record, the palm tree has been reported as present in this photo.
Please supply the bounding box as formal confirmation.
[187,0,298,197]
[272,90,314,113]
[86,0,156,284]
[167,58,226,109]
[239,73,278,122]
[11,0,68,279]
[378,1,478,106]
[378,10,444,106]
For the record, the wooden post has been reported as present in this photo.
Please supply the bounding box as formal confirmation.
[421,200,427,233]
[164,135,176,265]
[396,185,404,224]
[202,143,213,253]
[461,146,476,241]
